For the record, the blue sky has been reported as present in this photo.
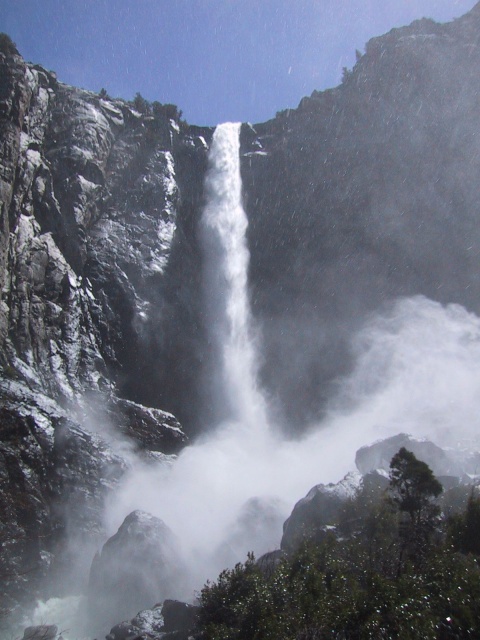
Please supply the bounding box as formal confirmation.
[1,0,477,126]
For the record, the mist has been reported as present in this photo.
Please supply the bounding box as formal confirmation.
[103,292,480,600]
[23,289,480,637]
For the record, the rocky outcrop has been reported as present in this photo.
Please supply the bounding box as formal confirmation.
[281,435,480,553]
[105,600,200,640]
[0,43,201,616]
[0,47,211,411]
[88,510,187,633]
[281,472,362,553]
[0,376,187,616]
[106,606,165,640]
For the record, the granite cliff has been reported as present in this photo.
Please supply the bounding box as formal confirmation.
[241,4,480,428]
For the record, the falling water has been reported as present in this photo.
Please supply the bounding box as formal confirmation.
[200,122,267,430]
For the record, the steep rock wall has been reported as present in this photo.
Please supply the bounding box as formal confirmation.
[241,6,480,429]
[0,45,205,612]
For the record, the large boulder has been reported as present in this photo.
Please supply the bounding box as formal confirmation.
[22,626,57,640]
[88,510,186,634]
[281,472,361,553]
[162,599,199,633]
[106,605,165,640]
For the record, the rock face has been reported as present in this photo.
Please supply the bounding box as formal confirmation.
[0,39,197,615]
[241,6,480,430]
[281,472,362,553]
[88,510,186,634]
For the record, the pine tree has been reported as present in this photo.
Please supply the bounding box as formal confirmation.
[389,447,443,574]
[389,447,443,527]
[449,490,480,555]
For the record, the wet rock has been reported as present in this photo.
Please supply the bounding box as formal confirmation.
[281,472,361,553]
[111,397,187,456]
[106,605,164,640]
[131,606,165,635]
[88,511,186,633]
[23,625,57,640]
[105,620,140,640]
[162,599,199,633]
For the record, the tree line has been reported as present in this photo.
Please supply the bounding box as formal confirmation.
[196,448,480,639]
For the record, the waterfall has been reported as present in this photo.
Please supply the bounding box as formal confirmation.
[200,122,266,430]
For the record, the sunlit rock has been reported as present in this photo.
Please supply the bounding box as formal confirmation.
[281,471,362,553]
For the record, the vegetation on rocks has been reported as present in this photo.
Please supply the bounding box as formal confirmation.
[197,450,480,639]
[0,32,19,56]
[131,91,184,122]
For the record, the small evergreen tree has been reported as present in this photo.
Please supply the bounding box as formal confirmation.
[389,447,443,526]
[133,92,150,114]
[389,448,442,574]
[0,33,19,56]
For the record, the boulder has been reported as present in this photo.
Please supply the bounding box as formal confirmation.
[88,510,186,633]
[161,599,199,633]
[105,620,138,640]
[106,606,164,640]
[281,472,361,553]
[23,626,57,640]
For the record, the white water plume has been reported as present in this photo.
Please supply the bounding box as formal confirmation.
[21,595,87,640]
[199,121,267,429]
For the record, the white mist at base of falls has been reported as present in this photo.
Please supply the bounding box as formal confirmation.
[106,293,480,594]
